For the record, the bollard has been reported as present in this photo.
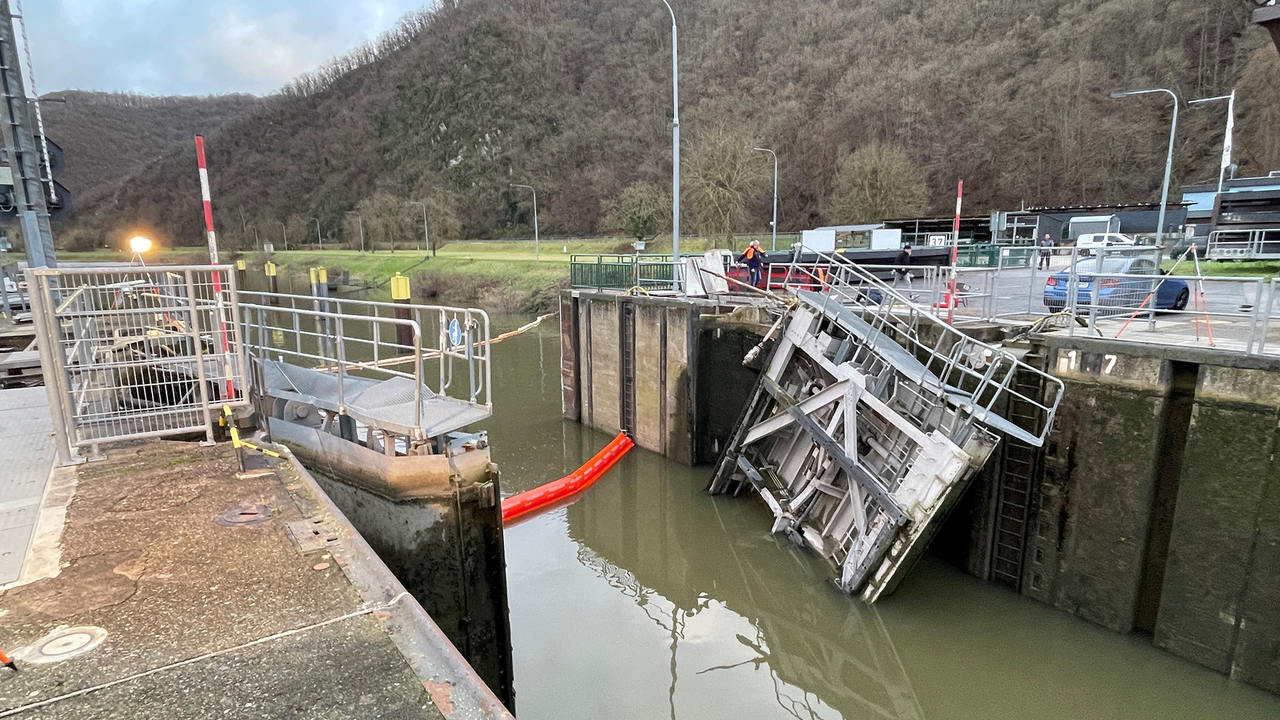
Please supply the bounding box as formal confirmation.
[391,272,412,348]
[265,261,278,303]
[235,259,247,289]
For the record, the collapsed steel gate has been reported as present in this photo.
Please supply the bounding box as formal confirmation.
[710,250,1063,602]
[28,265,247,462]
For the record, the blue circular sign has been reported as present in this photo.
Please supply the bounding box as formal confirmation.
[448,318,463,345]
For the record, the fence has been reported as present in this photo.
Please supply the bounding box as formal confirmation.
[28,265,247,462]
[238,291,492,439]
[569,254,679,291]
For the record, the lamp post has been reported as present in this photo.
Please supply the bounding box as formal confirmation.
[277,220,287,251]
[252,224,261,252]
[309,217,322,250]
[753,147,778,251]
[1111,88,1179,247]
[1189,90,1235,196]
[510,184,539,260]
[307,215,322,249]
[660,0,680,285]
[406,200,430,255]
[345,211,365,253]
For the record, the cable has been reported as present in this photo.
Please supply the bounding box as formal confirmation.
[12,0,55,203]
[0,592,410,717]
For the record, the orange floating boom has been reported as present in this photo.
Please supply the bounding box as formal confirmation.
[501,432,634,523]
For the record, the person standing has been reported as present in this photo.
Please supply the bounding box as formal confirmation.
[893,244,913,288]
[739,240,765,288]
[1038,233,1054,270]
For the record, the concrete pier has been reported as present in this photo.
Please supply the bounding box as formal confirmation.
[0,438,511,719]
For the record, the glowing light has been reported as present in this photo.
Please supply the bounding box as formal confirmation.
[129,236,153,254]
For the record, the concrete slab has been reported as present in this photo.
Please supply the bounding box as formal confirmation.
[0,387,55,584]
[0,441,447,719]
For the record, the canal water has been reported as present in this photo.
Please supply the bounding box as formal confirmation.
[481,314,1280,720]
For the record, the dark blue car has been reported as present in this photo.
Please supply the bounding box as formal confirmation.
[1044,256,1190,313]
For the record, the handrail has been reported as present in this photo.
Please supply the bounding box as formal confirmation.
[779,243,1065,447]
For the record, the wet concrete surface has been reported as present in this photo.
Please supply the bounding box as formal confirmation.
[0,441,443,719]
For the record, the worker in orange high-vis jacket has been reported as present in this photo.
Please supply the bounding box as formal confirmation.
[738,240,765,288]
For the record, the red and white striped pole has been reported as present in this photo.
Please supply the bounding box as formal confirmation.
[947,179,963,324]
[195,135,235,401]
[195,136,219,264]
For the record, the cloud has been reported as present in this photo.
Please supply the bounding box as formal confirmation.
[22,0,431,96]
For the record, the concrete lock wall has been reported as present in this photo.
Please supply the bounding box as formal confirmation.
[561,292,699,465]
[977,336,1280,695]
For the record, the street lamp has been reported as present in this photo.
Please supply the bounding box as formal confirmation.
[308,217,322,250]
[753,147,778,251]
[406,200,430,255]
[1189,90,1235,196]
[345,211,365,253]
[660,0,680,282]
[1110,88,1179,247]
[509,184,539,260]
[277,220,288,251]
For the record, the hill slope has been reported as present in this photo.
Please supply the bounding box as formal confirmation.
[41,91,258,213]
[58,0,1280,249]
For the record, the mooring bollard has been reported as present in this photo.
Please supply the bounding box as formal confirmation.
[391,272,412,348]
[265,261,278,303]
[235,259,247,289]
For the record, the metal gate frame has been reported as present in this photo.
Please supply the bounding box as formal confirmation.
[28,265,248,463]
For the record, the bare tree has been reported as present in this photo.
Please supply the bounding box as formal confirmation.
[600,180,671,247]
[684,126,768,249]
[825,143,928,225]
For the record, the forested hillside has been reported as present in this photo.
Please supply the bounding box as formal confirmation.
[53,0,1280,250]
[40,92,257,213]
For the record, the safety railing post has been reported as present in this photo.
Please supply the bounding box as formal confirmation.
[182,269,216,445]
[1259,278,1276,356]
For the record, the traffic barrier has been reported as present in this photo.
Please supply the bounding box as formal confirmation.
[501,432,634,523]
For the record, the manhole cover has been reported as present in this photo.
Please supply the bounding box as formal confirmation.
[216,504,273,527]
[26,626,108,664]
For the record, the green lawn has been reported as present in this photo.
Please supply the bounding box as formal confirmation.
[1161,258,1280,279]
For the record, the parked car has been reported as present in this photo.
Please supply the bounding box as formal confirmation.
[1075,232,1136,255]
[1043,256,1190,313]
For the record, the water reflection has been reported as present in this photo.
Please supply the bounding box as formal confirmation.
[487,322,1280,720]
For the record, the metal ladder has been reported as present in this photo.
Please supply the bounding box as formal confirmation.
[990,367,1046,589]
[619,301,636,436]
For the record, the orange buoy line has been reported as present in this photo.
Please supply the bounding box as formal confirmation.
[501,432,634,523]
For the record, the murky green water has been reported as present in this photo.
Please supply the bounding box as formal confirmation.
[480,316,1280,720]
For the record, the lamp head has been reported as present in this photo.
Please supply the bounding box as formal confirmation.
[1109,91,1129,99]
[129,236,152,254]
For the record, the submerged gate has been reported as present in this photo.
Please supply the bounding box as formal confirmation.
[710,251,1063,601]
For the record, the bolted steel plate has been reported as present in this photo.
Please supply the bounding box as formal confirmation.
[25,626,108,664]
[215,503,274,527]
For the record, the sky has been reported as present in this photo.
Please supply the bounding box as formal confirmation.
[20,0,431,97]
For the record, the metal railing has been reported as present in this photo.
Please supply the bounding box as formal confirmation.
[781,247,1065,448]
[569,254,678,291]
[28,265,247,461]
[1207,228,1280,261]
[238,291,492,437]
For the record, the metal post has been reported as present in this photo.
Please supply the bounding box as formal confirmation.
[0,1,55,268]
[27,272,73,463]
[1111,88,1179,248]
[947,180,963,324]
[346,211,364,253]
[753,147,778,251]
[278,221,288,251]
[182,270,216,445]
[310,217,322,250]
[407,200,430,254]
[661,0,680,283]
[391,272,412,348]
[510,184,539,260]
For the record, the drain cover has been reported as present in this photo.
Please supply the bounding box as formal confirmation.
[26,626,108,664]
[216,504,273,527]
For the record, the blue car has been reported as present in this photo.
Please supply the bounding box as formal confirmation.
[1044,256,1189,313]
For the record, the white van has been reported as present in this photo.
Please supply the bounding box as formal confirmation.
[1075,232,1136,255]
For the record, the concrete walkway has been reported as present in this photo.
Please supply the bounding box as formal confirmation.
[0,387,56,585]
[0,441,452,719]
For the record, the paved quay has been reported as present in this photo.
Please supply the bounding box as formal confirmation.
[0,439,500,719]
